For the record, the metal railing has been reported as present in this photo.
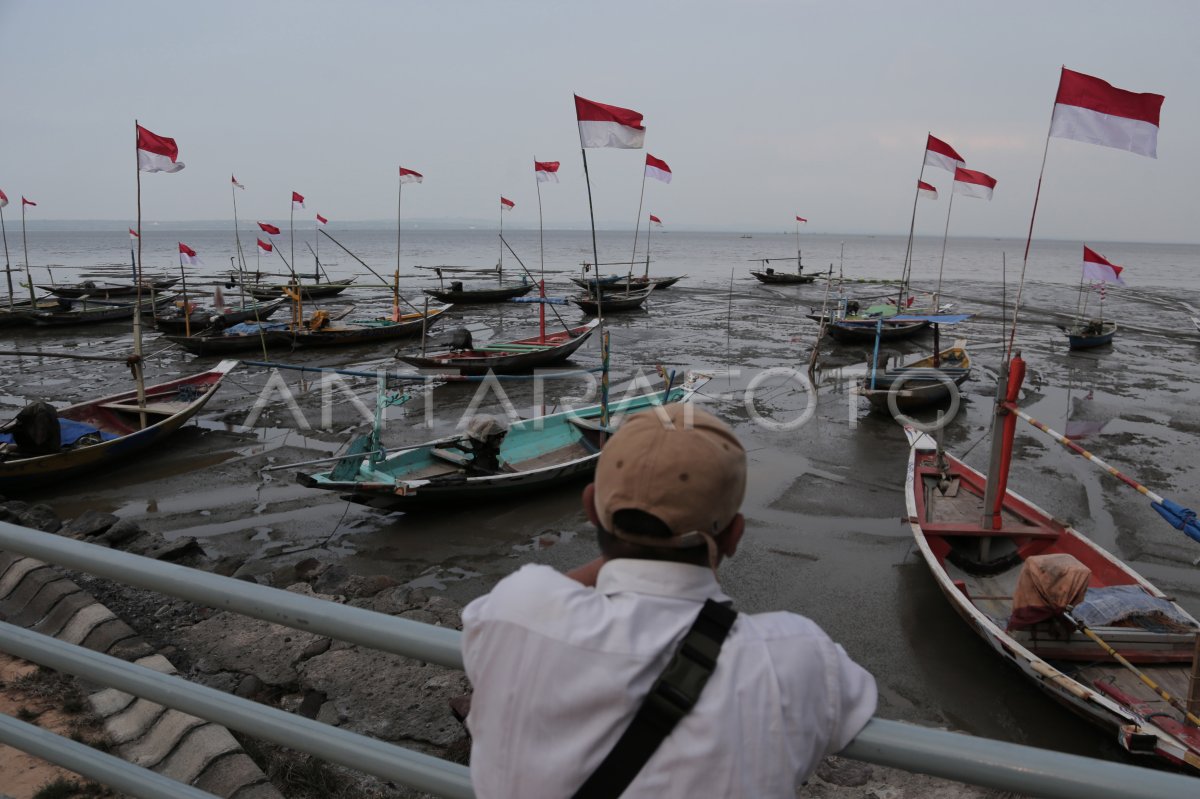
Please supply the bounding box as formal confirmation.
[2,520,1198,799]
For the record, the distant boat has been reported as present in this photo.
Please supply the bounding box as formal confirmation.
[39,277,178,298]
[154,297,288,333]
[423,281,534,304]
[1059,320,1117,350]
[247,278,355,300]
[571,284,654,314]
[19,294,176,327]
[400,319,599,375]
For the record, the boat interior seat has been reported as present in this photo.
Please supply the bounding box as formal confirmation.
[429,447,472,467]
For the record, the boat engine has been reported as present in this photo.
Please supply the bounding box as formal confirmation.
[461,415,508,474]
[7,402,61,455]
[449,328,474,352]
[450,281,464,293]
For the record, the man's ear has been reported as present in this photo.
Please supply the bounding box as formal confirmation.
[583,483,601,528]
[719,514,745,558]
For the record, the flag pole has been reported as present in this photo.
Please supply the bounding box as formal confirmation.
[935,189,956,307]
[178,248,191,338]
[132,120,148,426]
[231,180,247,307]
[536,161,546,342]
[899,136,929,307]
[314,217,320,284]
[1,204,12,309]
[498,197,504,277]
[580,147,604,329]
[645,213,652,279]
[129,235,137,285]
[628,166,647,283]
[395,174,402,322]
[289,195,295,281]
[1007,101,1057,359]
[20,200,35,305]
[795,217,801,274]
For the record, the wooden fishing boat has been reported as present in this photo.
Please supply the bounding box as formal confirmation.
[571,285,654,314]
[1060,320,1117,350]
[0,298,70,328]
[38,277,179,298]
[422,282,534,304]
[0,360,238,491]
[247,278,355,300]
[166,307,448,356]
[904,355,1200,774]
[575,275,685,293]
[570,274,627,291]
[20,294,177,327]
[399,319,599,375]
[154,297,287,333]
[859,339,971,413]
[297,378,703,510]
[750,268,816,285]
[826,317,929,343]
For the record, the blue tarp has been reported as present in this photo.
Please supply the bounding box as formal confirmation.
[1073,585,1197,631]
[0,418,119,447]
[223,321,289,335]
[888,314,974,324]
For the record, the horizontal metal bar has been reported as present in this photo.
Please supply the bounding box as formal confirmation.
[0,712,218,799]
[0,521,462,669]
[0,621,475,799]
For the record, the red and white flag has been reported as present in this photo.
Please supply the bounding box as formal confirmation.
[534,160,560,183]
[645,154,672,183]
[22,197,36,207]
[1050,68,1164,159]
[178,242,202,266]
[128,228,139,241]
[0,189,7,208]
[952,167,996,201]
[399,167,423,184]
[575,94,645,149]
[795,216,807,223]
[257,238,273,253]
[291,191,305,210]
[258,221,281,235]
[136,125,185,173]
[500,196,515,211]
[917,180,938,200]
[1082,246,1126,285]
[925,134,965,173]
[649,214,663,227]
[232,175,244,189]
[316,214,328,227]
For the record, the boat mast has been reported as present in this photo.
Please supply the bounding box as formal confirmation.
[131,120,148,427]
[935,190,956,308]
[645,212,652,279]
[177,245,191,338]
[498,195,504,278]
[535,159,546,342]
[980,354,1026,531]
[231,178,247,306]
[899,137,930,309]
[628,164,648,284]
[1,203,12,309]
[580,147,605,332]
[19,196,35,305]
[395,171,403,322]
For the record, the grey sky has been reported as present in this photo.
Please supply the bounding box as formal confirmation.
[1,0,1196,242]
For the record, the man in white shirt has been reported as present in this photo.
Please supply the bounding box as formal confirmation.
[462,404,877,798]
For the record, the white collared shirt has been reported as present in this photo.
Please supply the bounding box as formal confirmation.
[461,559,877,798]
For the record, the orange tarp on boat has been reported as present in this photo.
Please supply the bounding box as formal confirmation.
[1008,553,1091,630]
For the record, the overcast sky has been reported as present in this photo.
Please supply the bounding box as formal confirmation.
[1,1,1197,242]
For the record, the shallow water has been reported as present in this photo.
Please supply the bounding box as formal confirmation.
[4,228,1200,762]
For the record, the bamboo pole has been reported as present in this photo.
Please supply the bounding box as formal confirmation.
[935,190,956,307]
[536,160,546,341]
[179,248,191,337]
[395,176,402,322]
[580,148,604,330]
[1,204,12,309]
[628,166,647,281]
[899,138,929,308]
[132,121,148,427]
[498,197,504,274]
[645,213,653,279]
[20,197,35,305]
[232,180,247,307]
[317,229,420,312]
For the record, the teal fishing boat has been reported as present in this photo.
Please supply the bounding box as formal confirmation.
[297,374,706,510]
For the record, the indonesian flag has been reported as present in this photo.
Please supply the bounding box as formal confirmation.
[917,180,938,200]
[535,160,560,183]
[399,167,423,184]
[649,214,663,227]
[952,167,996,201]
[136,125,185,173]
[500,196,515,211]
[22,197,36,207]
[575,94,645,149]
[0,189,7,208]
[316,214,328,227]
[925,134,965,173]
[1050,68,1164,159]
[645,154,672,183]
[795,216,807,223]
[257,238,273,254]
[292,191,305,210]
[1082,246,1126,285]
[128,228,139,241]
[232,175,244,189]
[178,242,202,266]
[258,221,281,235]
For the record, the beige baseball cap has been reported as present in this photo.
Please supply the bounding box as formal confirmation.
[594,403,747,553]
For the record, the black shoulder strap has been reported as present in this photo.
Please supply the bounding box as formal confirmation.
[571,598,738,799]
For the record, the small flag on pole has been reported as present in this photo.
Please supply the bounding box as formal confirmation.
[534,161,560,183]
[257,238,273,253]
[645,154,672,183]
[649,214,663,227]
[136,125,185,173]
[500,196,515,211]
[0,189,8,208]
[291,191,305,210]
[258,221,281,235]
[1082,246,1126,285]
[917,180,938,200]
[316,214,328,227]
[22,197,37,207]
[1050,68,1164,158]
[178,242,202,266]
[232,175,245,189]
[574,94,646,149]
[924,135,966,172]
[128,228,139,241]
[952,167,997,200]
[795,216,807,223]
[399,167,423,184]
